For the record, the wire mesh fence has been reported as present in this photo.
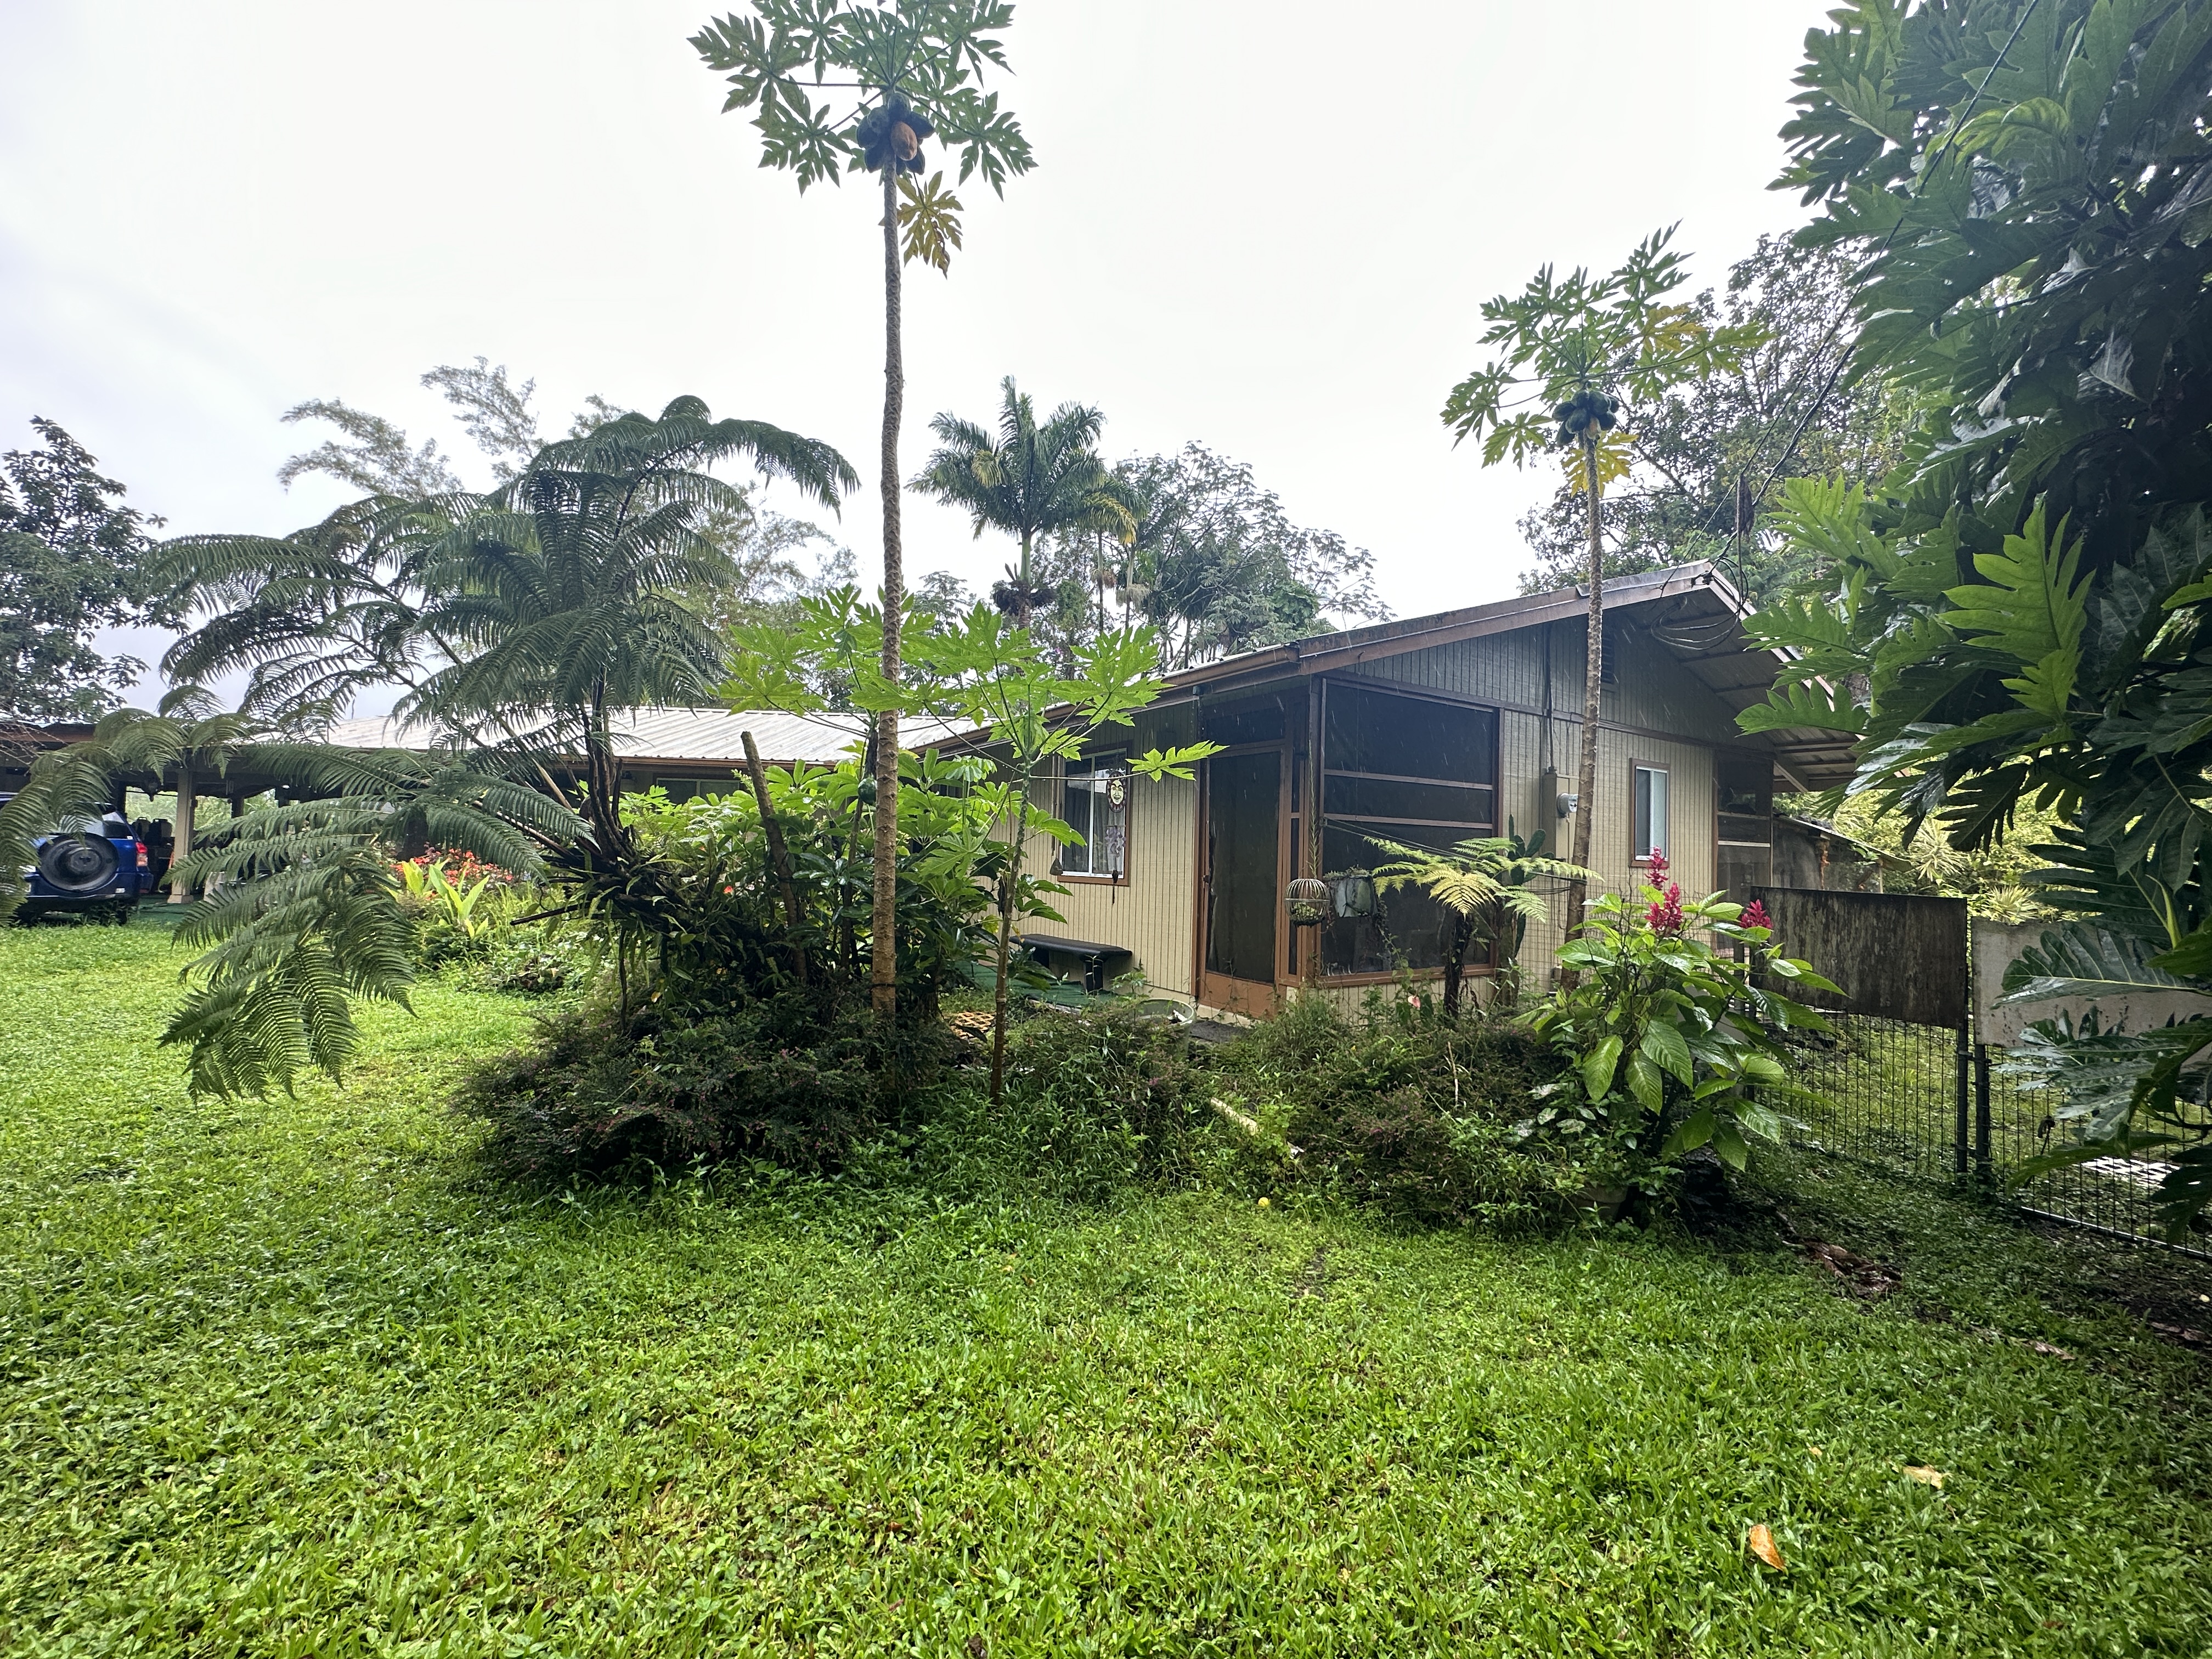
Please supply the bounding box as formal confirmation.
[1779,1013,2204,1257]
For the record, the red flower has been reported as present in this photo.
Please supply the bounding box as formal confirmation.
[1646,849,1669,878]
[1646,882,1685,936]
[1741,898,1773,933]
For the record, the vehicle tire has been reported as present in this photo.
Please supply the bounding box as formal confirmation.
[37,836,119,895]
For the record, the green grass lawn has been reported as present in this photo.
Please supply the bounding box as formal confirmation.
[3,915,2208,1656]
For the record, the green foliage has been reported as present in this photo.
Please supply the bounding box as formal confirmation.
[48,396,860,1097]
[691,1,1033,207]
[456,994,895,1184]
[1443,227,1763,486]
[1528,859,1837,1192]
[1364,829,1592,1013]
[915,1006,1206,1205]
[1101,443,1390,669]
[0,417,176,723]
[729,588,1216,1099]
[1214,995,1581,1231]
[1515,236,1920,603]
[1741,0,2212,1232]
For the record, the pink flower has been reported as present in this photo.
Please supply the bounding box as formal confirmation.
[1646,882,1684,936]
[1646,849,1669,879]
[1741,898,1773,933]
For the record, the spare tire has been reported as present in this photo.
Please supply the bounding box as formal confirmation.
[38,835,119,895]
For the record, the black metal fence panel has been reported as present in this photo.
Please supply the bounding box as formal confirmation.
[1748,888,2203,1256]
[1778,1013,2203,1256]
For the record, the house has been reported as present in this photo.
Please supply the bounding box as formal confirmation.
[994,562,1856,1018]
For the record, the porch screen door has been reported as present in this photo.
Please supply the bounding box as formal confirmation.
[1201,749,1282,1015]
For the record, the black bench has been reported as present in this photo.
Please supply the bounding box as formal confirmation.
[1019,933,1136,994]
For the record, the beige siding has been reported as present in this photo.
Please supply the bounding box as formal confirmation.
[1014,707,1199,998]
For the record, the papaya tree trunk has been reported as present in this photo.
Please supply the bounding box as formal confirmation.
[989,785,1035,1106]
[1561,429,1604,988]
[872,155,904,1025]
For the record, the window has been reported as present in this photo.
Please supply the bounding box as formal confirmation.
[1716,753,1774,899]
[1060,753,1128,879]
[1633,763,1669,861]
[1318,681,1498,977]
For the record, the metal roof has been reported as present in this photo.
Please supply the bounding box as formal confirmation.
[326,708,961,768]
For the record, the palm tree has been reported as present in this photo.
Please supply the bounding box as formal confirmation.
[915,379,1136,624]
[693,2,1037,1025]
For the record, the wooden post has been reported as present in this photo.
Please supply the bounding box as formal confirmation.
[167,763,195,904]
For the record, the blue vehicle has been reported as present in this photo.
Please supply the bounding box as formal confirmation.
[2,796,153,923]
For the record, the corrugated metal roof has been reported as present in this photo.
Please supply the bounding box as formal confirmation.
[325,708,959,767]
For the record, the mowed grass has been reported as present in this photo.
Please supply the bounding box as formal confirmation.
[2,918,2209,1657]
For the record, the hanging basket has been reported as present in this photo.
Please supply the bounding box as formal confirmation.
[1284,876,1331,926]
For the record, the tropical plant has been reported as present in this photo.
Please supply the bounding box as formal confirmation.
[915,377,1136,622]
[1526,854,1837,1197]
[7,399,857,1096]
[1365,830,1592,1015]
[0,418,177,725]
[1443,232,1758,942]
[400,398,855,862]
[397,853,506,957]
[727,589,1217,1101]
[1735,0,2212,1233]
[694,0,1036,1024]
[977,442,1390,667]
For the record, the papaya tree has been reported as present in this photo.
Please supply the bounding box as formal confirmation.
[693,1,1035,1023]
[1442,232,1757,947]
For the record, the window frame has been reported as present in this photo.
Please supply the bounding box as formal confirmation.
[1058,749,1131,885]
[1630,758,1671,866]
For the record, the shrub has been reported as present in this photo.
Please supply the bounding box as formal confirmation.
[454,993,933,1184]
[1214,994,1579,1229]
[912,1006,1205,1205]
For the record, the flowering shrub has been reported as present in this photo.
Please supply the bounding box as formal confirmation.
[1525,853,1839,1197]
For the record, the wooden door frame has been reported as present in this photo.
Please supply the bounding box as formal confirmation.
[1194,740,1291,1018]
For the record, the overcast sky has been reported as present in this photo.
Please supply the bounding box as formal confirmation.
[0,1,1831,708]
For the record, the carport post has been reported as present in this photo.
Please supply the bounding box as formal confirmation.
[167,763,195,904]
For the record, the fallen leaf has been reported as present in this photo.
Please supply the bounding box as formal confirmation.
[1807,1446,1822,1458]
[2026,1340,2076,1361]
[1747,1523,1787,1572]
[1901,1464,1946,1488]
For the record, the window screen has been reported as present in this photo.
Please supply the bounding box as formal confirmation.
[1060,753,1127,878]
[1319,682,1498,978]
[1634,764,1669,860]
